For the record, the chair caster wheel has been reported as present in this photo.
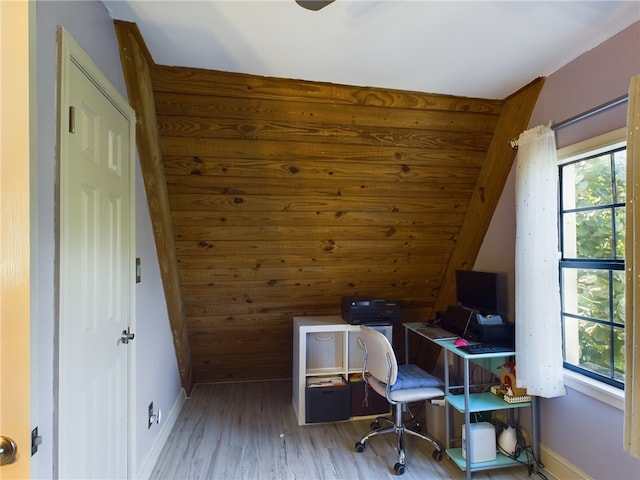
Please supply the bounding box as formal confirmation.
[370,421,379,430]
[394,463,405,475]
[355,441,366,453]
[432,449,443,461]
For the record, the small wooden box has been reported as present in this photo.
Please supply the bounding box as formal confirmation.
[500,371,527,397]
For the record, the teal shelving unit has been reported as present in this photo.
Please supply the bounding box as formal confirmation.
[446,447,525,472]
[403,325,539,480]
[446,392,531,413]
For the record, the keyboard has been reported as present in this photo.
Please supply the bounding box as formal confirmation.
[458,343,514,354]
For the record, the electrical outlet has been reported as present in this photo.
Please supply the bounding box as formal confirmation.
[148,402,154,429]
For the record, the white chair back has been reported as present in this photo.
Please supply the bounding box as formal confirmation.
[360,326,398,386]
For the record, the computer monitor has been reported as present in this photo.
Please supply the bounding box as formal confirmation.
[455,269,501,315]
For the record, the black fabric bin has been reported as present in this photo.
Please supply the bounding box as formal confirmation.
[305,384,351,423]
[350,381,389,417]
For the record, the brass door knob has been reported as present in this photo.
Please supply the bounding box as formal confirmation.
[0,436,17,466]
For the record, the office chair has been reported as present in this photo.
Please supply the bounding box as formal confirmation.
[354,326,444,475]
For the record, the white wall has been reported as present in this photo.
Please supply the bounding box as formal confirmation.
[33,1,181,477]
[477,21,640,480]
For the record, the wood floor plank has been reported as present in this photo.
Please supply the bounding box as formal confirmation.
[151,380,551,479]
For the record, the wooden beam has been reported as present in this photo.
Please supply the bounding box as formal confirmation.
[113,20,193,393]
[434,77,545,312]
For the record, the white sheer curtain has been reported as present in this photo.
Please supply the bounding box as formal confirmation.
[514,125,566,398]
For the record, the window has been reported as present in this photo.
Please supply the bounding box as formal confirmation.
[558,130,626,389]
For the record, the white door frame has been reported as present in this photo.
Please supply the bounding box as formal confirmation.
[56,27,136,478]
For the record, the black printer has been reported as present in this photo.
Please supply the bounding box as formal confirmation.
[340,296,402,325]
[466,315,515,346]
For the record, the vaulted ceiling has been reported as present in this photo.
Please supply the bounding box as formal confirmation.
[103,0,640,99]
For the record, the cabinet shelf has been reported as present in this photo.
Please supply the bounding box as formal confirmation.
[446,392,531,413]
[293,316,393,425]
[446,448,525,472]
[306,367,345,377]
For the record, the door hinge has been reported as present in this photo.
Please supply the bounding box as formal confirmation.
[68,106,75,133]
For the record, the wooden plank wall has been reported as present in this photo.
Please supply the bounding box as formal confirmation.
[149,65,519,384]
[114,21,193,391]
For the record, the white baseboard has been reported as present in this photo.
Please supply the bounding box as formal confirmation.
[540,443,592,480]
[136,388,187,479]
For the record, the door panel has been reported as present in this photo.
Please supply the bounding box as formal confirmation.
[58,30,135,479]
[0,1,30,478]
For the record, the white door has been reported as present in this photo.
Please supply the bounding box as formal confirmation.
[0,1,31,478]
[58,30,135,479]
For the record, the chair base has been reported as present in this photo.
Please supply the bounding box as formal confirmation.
[355,403,444,475]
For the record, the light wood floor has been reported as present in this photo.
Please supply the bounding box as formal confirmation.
[151,380,549,479]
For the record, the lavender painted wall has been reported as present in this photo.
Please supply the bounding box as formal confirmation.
[544,388,636,478]
[531,24,639,147]
[33,1,181,477]
[477,20,640,479]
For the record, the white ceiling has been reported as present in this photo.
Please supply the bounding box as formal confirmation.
[101,0,640,99]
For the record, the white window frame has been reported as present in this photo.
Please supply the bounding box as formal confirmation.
[557,127,627,410]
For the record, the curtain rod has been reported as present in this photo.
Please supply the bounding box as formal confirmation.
[552,94,629,131]
[509,94,629,150]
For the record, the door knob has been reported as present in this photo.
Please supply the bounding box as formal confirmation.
[0,436,17,466]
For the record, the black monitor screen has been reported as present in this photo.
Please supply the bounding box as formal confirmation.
[455,269,500,314]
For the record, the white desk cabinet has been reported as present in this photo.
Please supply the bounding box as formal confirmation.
[292,315,392,426]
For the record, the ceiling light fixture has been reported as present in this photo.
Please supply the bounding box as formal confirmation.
[296,1,335,11]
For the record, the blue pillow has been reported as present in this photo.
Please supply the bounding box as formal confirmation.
[390,364,443,391]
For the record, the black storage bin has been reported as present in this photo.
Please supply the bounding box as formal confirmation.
[305,384,351,423]
[350,380,389,417]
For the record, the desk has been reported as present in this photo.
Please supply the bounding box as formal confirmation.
[404,322,539,479]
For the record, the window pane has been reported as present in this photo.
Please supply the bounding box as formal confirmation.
[562,268,610,321]
[614,150,626,203]
[578,319,611,377]
[562,210,613,259]
[613,270,625,326]
[563,155,613,209]
[563,314,579,365]
[613,326,625,381]
[615,206,625,259]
